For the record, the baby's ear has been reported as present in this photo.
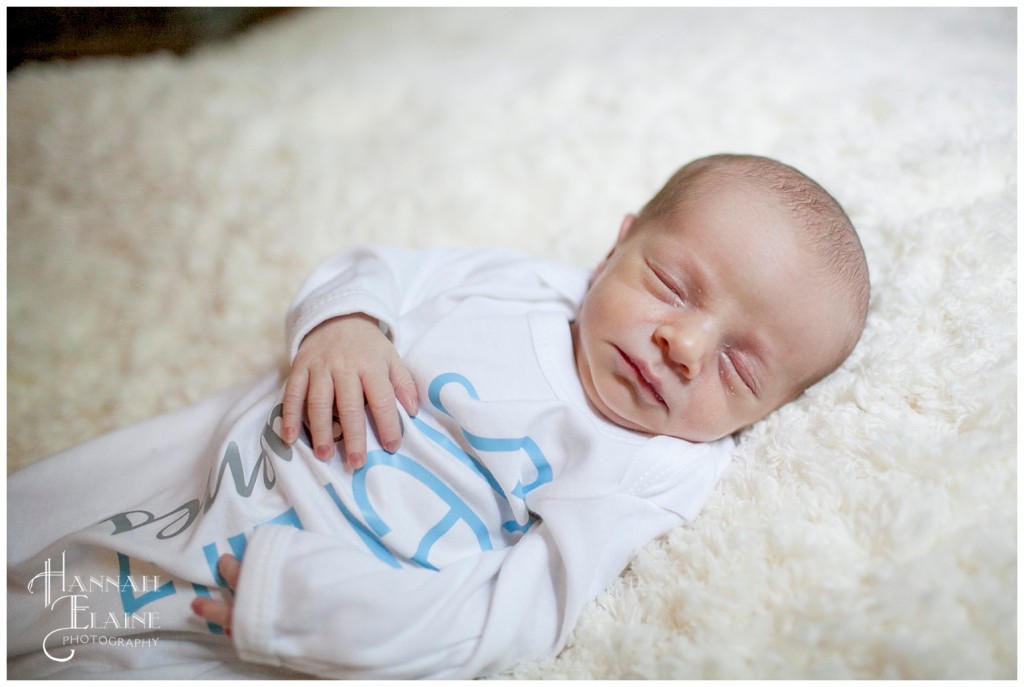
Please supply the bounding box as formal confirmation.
[590,214,640,286]
[617,213,638,243]
[604,214,638,259]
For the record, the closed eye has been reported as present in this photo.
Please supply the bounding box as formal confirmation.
[722,348,760,397]
[646,260,685,306]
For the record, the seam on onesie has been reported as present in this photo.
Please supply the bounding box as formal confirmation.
[236,524,291,665]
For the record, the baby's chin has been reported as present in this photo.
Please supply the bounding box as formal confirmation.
[669,415,758,443]
[631,408,746,443]
[661,425,736,444]
[591,401,736,444]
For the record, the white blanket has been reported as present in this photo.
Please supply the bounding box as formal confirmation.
[7,8,1015,679]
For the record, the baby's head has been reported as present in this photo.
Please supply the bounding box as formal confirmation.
[571,153,869,442]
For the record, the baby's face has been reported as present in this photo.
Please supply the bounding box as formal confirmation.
[571,179,851,442]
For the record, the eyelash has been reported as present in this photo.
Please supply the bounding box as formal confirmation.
[648,261,686,306]
[722,347,757,396]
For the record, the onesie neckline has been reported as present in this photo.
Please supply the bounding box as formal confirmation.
[528,311,650,447]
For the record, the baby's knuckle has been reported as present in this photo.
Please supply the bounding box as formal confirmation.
[367,394,395,414]
[335,398,365,419]
[307,396,334,413]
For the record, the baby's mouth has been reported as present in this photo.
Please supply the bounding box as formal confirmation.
[617,347,666,407]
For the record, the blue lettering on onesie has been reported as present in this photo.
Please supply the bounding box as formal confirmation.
[326,372,553,570]
[116,552,176,614]
[115,507,305,636]
[113,371,554,637]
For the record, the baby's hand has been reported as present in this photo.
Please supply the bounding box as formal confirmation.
[281,313,419,469]
[191,554,240,636]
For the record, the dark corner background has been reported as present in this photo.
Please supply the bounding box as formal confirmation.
[7,7,298,72]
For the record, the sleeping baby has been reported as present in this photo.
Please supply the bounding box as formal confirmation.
[8,153,869,679]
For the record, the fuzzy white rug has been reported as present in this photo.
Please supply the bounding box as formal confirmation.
[7,7,1016,679]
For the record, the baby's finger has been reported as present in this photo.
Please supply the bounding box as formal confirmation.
[390,360,419,418]
[191,597,232,634]
[362,372,403,454]
[281,369,309,444]
[333,373,368,469]
[306,372,338,460]
[217,555,241,590]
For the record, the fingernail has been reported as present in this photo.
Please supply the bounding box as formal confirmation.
[349,453,364,469]
[315,445,332,460]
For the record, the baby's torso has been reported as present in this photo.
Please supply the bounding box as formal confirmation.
[275,304,648,571]
[86,299,641,590]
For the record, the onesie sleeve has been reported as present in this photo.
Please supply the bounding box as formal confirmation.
[621,434,734,521]
[283,245,409,359]
[284,245,584,361]
[230,489,684,679]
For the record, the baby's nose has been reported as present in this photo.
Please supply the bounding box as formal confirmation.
[654,317,716,379]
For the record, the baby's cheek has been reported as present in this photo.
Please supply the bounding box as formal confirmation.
[672,391,734,443]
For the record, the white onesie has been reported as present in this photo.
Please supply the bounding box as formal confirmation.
[8,245,733,679]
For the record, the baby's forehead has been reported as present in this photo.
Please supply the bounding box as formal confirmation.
[661,177,805,246]
[658,184,849,320]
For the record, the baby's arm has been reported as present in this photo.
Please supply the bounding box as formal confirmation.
[280,245,559,468]
[280,313,419,469]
